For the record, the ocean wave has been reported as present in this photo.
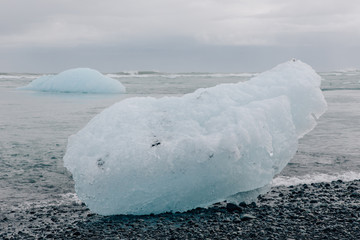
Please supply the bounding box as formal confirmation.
[1,192,81,212]
[0,74,40,79]
[321,87,360,91]
[272,171,360,186]
[320,69,360,77]
[334,68,360,73]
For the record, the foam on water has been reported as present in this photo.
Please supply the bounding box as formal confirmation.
[0,74,38,79]
[63,60,327,215]
[2,193,82,213]
[272,171,360,187]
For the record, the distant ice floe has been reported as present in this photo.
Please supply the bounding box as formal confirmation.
[64,60,327,215]
[19,68,126,93]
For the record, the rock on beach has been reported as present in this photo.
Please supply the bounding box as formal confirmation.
[1,179,360,239]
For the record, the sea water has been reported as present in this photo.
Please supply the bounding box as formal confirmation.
[0,69,359,212]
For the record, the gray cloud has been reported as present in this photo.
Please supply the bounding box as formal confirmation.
[0,0,359,72]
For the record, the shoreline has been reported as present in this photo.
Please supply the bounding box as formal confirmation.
[1,179,360,239]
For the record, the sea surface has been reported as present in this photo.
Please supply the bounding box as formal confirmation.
[0,69,359,212]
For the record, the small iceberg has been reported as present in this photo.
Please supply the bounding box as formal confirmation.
[20,68,126,93]
[64,60,327,215]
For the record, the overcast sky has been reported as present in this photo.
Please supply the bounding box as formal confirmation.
[1,0,359,73]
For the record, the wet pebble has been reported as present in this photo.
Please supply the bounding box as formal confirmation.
[226,203,243,213]
[2,179,360,239]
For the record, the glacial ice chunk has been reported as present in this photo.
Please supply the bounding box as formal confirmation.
[63,60,327,215]
[20,68,126,93]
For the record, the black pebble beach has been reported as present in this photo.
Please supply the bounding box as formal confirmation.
[1,179,360,239]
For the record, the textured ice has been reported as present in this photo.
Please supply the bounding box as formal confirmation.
[20,68,125,93]
[63,60,327,215]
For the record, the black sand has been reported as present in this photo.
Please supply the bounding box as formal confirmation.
[1,179,360,239]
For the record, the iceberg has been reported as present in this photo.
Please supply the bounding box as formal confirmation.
[63,60,327,215]
[20,68,126,93]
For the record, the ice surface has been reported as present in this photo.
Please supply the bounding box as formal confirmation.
[63,60,327,215]
[20,68,125,93]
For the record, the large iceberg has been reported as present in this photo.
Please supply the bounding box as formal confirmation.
[20,68,126,93]
[63,60,327,215]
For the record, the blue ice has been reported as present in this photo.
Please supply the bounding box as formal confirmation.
[20,68,125,93]
[64,60,327,215]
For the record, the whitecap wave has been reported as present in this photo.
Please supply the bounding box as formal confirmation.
[272,171,360,186]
